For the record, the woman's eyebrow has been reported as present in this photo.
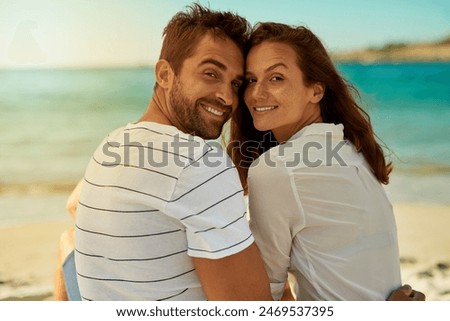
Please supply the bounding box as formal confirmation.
[265,63,288,72]
[246,62,288,76]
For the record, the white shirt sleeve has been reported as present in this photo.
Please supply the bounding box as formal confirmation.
[248,157,305,300]
[166,147,254,260]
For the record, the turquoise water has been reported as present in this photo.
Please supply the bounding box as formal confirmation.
[339,63,449,172]
[0,68,151,185]
[0,64,449,225]
[337,63,449,206]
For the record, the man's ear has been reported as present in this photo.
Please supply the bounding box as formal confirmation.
[311,82,325,103]
[155,59,173,89]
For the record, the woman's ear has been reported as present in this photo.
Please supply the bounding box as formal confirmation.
[311,82,325,103]
[155,59,173,89]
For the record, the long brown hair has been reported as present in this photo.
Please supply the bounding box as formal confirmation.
[228,22,392,191]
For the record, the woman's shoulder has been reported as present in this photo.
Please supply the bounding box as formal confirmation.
[255,123,365,172]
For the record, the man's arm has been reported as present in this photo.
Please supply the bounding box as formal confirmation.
[281,282,295,300]
[387,284,426,301]
[193,242,273,301]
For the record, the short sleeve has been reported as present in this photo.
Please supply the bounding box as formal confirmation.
[165,145,254,259]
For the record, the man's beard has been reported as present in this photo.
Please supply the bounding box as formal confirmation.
[169,77,228,139]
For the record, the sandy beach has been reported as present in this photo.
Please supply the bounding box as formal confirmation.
[0,203,449,301]
[394,204,450,300]
[0,219,73,301]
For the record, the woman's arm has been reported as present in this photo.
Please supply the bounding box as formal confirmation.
[248,159,301,300]
[66,179,83,218]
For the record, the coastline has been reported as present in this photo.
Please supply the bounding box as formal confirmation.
[331,41,450,64]
[0,203,449,301]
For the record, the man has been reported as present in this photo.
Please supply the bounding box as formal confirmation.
[73,4,272,301]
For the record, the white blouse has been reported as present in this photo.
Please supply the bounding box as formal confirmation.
[248,123,401,300]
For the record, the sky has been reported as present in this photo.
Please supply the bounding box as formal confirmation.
[0,0,449,68]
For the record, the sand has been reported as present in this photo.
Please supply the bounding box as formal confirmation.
[394,204,450,300]
[0,203,449,301]
[0,219,73,300]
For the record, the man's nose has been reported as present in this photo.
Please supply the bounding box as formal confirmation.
[216,84,234,106]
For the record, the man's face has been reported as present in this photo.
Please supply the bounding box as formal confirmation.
[168,33,244,139]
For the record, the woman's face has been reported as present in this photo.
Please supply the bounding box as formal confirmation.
[244,41,322,142]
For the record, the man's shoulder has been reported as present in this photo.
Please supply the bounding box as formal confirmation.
[103,122,232,170]
[180,139,234,173]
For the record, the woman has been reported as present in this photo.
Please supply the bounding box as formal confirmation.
[229,22,403,300]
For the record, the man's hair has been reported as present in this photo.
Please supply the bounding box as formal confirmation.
[159,3,251,75]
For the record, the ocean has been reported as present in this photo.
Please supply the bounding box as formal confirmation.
[0,63,449,227]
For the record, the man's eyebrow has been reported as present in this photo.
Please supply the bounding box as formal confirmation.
[199,58,244,81]
[199,58,227,70]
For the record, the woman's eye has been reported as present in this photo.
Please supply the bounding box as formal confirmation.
[246,78,256,85]
[270,76,283,81]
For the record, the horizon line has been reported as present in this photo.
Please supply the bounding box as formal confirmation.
[2,34,449,71]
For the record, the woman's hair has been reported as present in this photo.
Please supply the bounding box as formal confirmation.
[159,4,251,75]
[228,22,392,191]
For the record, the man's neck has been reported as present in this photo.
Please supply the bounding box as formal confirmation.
[138,87,173,126]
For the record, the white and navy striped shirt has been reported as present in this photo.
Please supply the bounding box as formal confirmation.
[75,122,253,301]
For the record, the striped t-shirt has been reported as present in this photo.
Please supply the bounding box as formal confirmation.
[75,121,253,301]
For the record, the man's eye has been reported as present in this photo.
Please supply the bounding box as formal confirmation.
[246,78,256,84]
[232,81,242,89]
[206,72,217,78]
[270,76,283,81]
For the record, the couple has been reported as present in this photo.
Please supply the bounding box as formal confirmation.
[59,4,423,301]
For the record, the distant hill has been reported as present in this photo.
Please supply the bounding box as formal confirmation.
[332,35,450,63]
